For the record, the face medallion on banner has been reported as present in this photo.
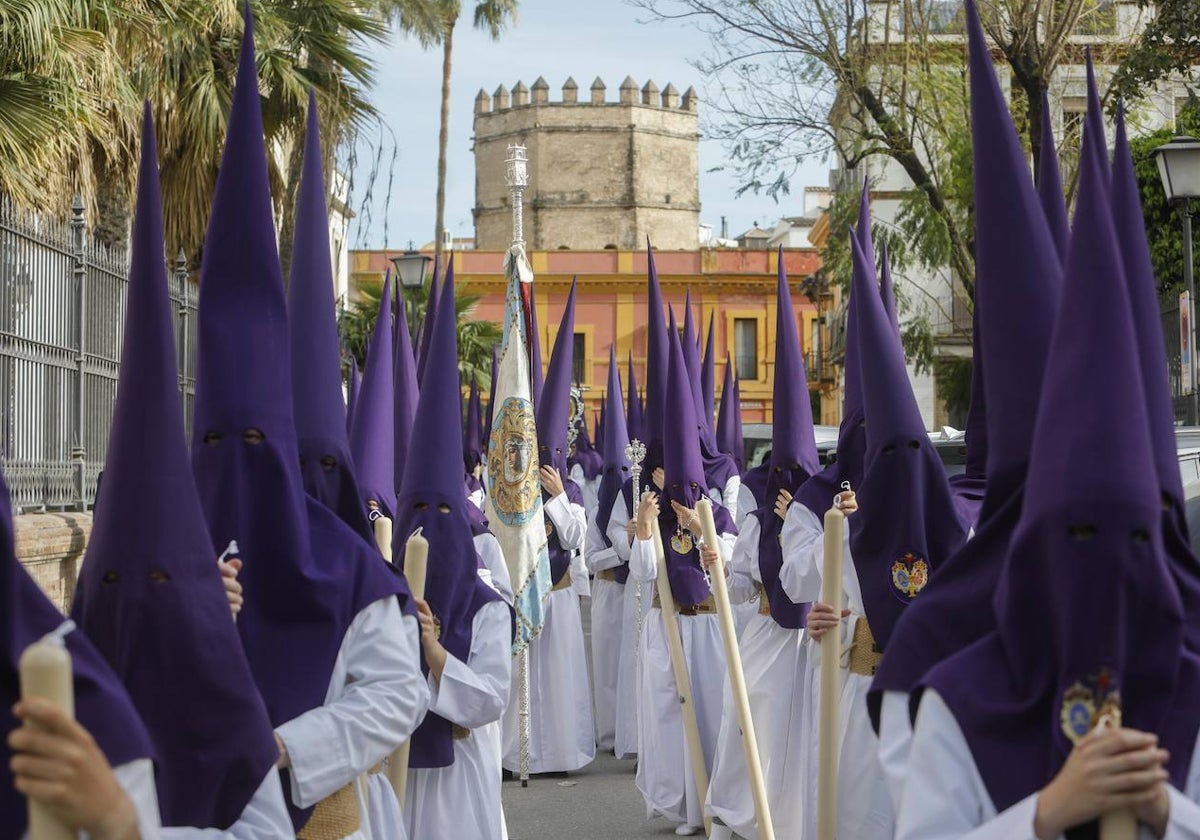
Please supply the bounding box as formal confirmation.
[487,396,541,527]
[890,551,930,600]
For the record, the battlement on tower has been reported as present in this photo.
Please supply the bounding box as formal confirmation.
[474,77,699,114]
[472,76,701,252]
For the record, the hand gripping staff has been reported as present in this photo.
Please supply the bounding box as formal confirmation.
[695,499,775,839]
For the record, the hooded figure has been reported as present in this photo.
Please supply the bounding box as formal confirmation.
[396,266,512,839]
[1038,89,1070,263]
[464,375,484,492]
[569,417,604,484]
[946,304,988,531]
[1114,108,1200,650]
[394,290,419,503]
[348,273,396,521]
[682,298,741,513]
[595,405,606,460]
[869,4,1066,814]
[628,322,737,835]
[643,241,670,473]
[289,93,373,544]
[73,104,286,832]
[878,241,901,335]
[501,279,595,775]
[415,258,441,387]
[627,351,645,444]
[705,249,821,839]
[702,312,717,427]
[189,11,426,832]
[715,357,743,471]
[1,464,158,836]
[585,348,633,754]
[529,277,545,408]
[905,56,1200,835]
[346,356,361,434]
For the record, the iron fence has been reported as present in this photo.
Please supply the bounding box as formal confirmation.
[0,197,197,512]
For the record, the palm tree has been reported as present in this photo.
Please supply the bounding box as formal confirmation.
[383,0,518,269]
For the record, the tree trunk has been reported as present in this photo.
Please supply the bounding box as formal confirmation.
[434,21,455,272]
[277,138,307,290]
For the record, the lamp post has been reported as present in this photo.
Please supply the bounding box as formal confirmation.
[1153,136,1200,425]
[390,242,433,341]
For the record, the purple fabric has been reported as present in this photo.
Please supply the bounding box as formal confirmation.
[396,266,506,769]
[529,276,545,409]
[847,230,966,653]
[869,2,1063,728]
[288,95,372,543]
[2,468,154,834]
[1084,50,1111,194]
[947,304,987,531]
[702,311,717,426]
[878,241,900,335]
[537,279,577,477]
[658,324,738,605]
[189,16,410,827]
[626,351,645,444]
[74,106,268,830]
[1038,89,1070,262]
[348,274,395,519]
[415,258,440,386]
[750,251,820,629]
[596,347,633,584]
[925,60,1200,811]
[464,375,483,473]
[394,293,419,500]
[715,356,742,471]
[485,345,499,446]
[1114,110,1200,650]
[346,356,360,434]
[682,298,740,495]
[595,403,606,461]
[570,416,604,481]
[644,241,669,461]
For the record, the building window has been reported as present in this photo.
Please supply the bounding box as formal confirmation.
[734,319,758,381]
[573,333,586,384]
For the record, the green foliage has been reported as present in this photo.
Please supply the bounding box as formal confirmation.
[337,278,501,387]
[934,357,973,427]
[1111,0,1200,107]
[1128,99,1200,298]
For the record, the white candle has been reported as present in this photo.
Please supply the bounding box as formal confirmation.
[20,622,76,840]
[818,506,845,840]
[388,529,429,805]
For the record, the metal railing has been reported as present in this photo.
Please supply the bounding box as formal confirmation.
[0,197,197,512]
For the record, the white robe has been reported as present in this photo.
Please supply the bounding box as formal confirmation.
[629,527,736,829]
[897,689,1200,840]
[709,475,742,520]
[704,517,809,840]
[405,600,513,840]
[605,494,654,760]
[473,529,513,840]
[780,502,893,840]
[501,494,595,773]
[275,598,430,840]
[569,464,600,525]
[736,484,759,529]
[161,768,292,839]
[585,509,625,752]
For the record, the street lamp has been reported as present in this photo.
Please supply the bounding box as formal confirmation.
[1153,136,1200,425]
[390,242,433,339]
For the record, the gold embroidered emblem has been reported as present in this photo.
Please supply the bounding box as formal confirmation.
[890,552,929,600]
[1061,669,1121,744]
[670,529,695,555]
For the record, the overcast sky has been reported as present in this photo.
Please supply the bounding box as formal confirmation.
[347,0,829,251]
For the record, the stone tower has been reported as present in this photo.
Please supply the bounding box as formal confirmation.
[472,76,701,251]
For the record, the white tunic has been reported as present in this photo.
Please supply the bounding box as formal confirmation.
[629,527,736,829]
[405,600,513,840]
[161,768,292,839]
[501,494,595,773]
[569,464,600,525]
[735,484,759,530]
[473,529,513,840]
[585,508,625,752]
[705,517,809,840]
[605,494,655,760]
[897,689,1200,840]
[709,476,742,519]
[780,502,893,840]
[275,598,430,840]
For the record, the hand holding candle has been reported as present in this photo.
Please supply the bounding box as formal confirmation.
[388,529,429,805]
[18,622,77,840]
[818,491,847,840]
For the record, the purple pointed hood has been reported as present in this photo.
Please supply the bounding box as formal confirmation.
[1084,49,1111,191]
[485,344,499,444]
[848,230,966,653]
[925,90,1200,812]
[1038,90,1070,261]
[529,277,545,408]
[570,413,604,481]
[189,14,410,828]
[2,464,154,834]
[683,293,739,494]
[536,280,579,480]
[596,347,632,565]
[702,312,717,425]
[644,241,669,463]
[288,93,371,542]
[1114,108,1200,649]
[627,351,645,443]
[416,257,440,386]
[879,241,900,334]
[748,250,820,628]
[947,303,988,529]
[396,264,506,769]
[348,273,395,518]
[393,296,419,499]
[715,356,742,470]
[74,104,277,828]
[870,0,1064,726]
[465,374,484,472]
[346,356,360,433]
[660,323,737,606]
[595,403,606,461]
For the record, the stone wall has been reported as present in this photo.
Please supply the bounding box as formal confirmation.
[14,512,92,613]
[473,76,700,251]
